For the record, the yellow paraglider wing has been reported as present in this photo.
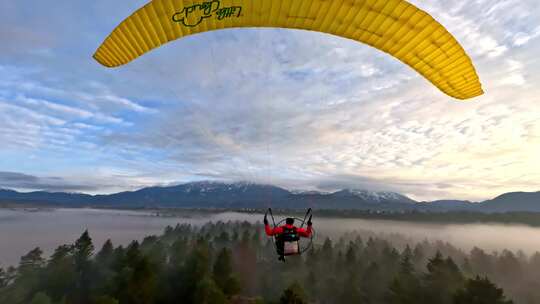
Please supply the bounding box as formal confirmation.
[93,0,483,100]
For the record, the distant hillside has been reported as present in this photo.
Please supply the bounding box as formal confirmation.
[0,181,415,210]
[479,191,540,212]
[1,182,539,212]
[418,200,475,211]
[0,189,92,206]
[92,181,419,210]
[92,182,291,208]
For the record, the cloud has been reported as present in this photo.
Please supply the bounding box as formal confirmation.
[92,20,540,201]
[0,102,66,126]
[0,169,178,194]
[95,94,156,114]
[513,27,540,46]
[0,171,101,192]
[1,0,540,201]
[14,94,126,125]
[0,26,54,55]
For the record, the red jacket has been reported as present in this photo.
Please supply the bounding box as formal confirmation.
[265,223,312,238]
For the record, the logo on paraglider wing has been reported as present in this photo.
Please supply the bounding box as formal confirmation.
[172,0,242,27]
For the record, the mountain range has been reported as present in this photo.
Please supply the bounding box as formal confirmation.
[0,181,539,212]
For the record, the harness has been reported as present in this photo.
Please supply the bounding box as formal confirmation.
[278,226,300,256]
[265,208,314,258]
[280,226,300,242]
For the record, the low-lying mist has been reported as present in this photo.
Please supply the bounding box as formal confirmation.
[1,208,540,266]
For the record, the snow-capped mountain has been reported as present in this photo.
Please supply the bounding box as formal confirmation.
[289,189,331,195]
[332,189,417,204]
[181,181,262,194]
[0,181,415,209]
[3,180,537,212]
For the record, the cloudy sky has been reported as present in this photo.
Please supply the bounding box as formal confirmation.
[0,0,539,201]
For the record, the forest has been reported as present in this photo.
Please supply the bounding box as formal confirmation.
[0,220,533,304]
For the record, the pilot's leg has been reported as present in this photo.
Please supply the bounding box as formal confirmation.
[276,239,285,262]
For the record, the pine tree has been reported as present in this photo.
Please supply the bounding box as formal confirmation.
[181,241,211,303]
[453,276,513,304]
[364,237,379,258]
[124,241,142,266]
[461,258,473,276]
[194,276,227,304]
[321,276,338,304]
[422,252,465,304]
[280,282,307,304]
[339,271,364,304]
[235,230,257,294]
[346,241,357,265]
[362,262,385,302]
[94,295,119,304]
[215,231,230,246]
[381,246,401,276]
[96,240,114,267]
[0,267,6,288]
[112,241,157,304]
[74,231,95,269]
[399,246,415,276]
[43,245,76,301]
[5,266,16,286]
[127,256,157,304]
[73,230,95,304]
[496,250,522,284]
[11,247,46,303]
[170,237,188,267]
[304,246,319,270]
[94,240,116,294]
[213,248,240,297]
[251,229,261,249]
[19,247,45,274]
[469,247,492,276]
[412,244,425,269]
[304,270,318,300]
[30,292,52,304]
[335,251,345,273]
[321,238,333,266]
[388,246,421,304]
[145,239,168,271]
